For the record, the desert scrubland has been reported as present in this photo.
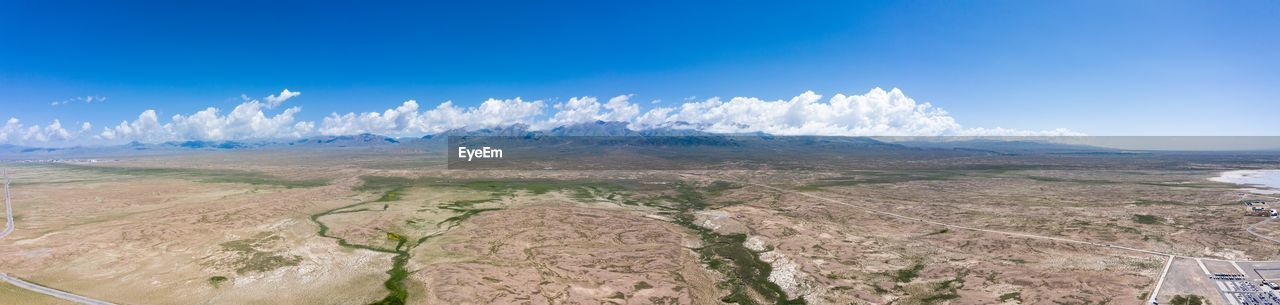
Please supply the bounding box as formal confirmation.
[1,148,1277,305]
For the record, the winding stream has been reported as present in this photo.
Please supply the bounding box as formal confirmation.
[310,188,491,305]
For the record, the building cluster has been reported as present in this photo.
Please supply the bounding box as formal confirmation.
[1245,200,1277,218]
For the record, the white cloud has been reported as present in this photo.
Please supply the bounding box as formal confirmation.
[630,88,1077,136]
[319,97,546,135]
[264,89,300,108]
[0,118,88,145]
[319,100,424,136]
[450,97,545,129]
[538,95,639,129]
[91,90,311,144]
[633,107,673,129]
[313,89,1073,138]
[166,102,308,140]
[96,110,168,143]
[50,95,106,106]
[5,87,1079,146]
[601,95,640,123]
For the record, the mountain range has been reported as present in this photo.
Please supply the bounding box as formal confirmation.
[0,121,1115,160]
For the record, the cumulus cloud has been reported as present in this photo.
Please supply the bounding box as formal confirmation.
[320,97,546,136]
[96,110,167,143]
[86,90,311,144]
[50,95,107,106]
[166,102,309,140]
[94,103,309,144]
[310,89,1074,138]
[4,87,1079,146]
[264,89,300,108]
[538,95,639,129]
[319,100,424,136]
[0,118,93,145]
[633,88,964,136]
[628,88,1082,137]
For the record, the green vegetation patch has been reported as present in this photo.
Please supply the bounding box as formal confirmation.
[1132,214,1161,225]
[60,164,329,188]
[376,188,404,202]
[310,189,410,305]
[330,178,746,304]
[1168,294,1206,305]
[437,208,501,227]
[703,180,742,196]
[356,176,628,197]
[901,272,966,304]
[1131,199,1188,206]
[217,232,303,275]
[870,284,889,294]
[893,263,925,283]
[1025,174,1233,189]
[998,292,1022,302]
[669,183,804,305]
[440,198,496,209]
[634,281,653,290]
[925,228,950,236]
[370,245,410,305]
[1139,181,1236,189]
[315,182,521,305]
[1024,175,1117,185]
[802,171,961,190]
[208,276,229,287]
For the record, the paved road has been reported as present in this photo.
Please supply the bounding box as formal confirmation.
[1150,255,1175,304]
[0,273,116,305]
[0,168,117,305]
[2,168,12,239]
[1247,218,1280,245]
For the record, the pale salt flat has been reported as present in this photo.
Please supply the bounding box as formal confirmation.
[1211,170,1280,195]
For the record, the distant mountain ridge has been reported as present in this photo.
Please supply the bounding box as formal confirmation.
[0,120,1114,158]
[889,138,1118,155]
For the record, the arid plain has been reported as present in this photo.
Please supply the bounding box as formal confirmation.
[1,148,1278,305]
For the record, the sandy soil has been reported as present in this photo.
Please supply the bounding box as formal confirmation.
[0,281,74,305]
[411,202,722,305]
[0,164,389,304]
[2,151,1277,304]
[1156,258,1227,305]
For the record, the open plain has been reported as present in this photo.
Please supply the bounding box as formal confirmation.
[1,147,1278,305]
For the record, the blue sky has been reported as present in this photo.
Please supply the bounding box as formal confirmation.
[1,0,1278,144]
